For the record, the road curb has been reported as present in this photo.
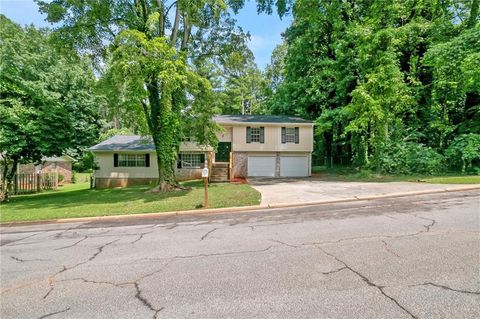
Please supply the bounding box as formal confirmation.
[2,185,479,227]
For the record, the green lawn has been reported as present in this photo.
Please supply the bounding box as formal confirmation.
[0,180,261,223]
[311,166,480,184]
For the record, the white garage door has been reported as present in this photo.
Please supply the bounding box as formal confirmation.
[280,156,309,177]
[248,156,276,177]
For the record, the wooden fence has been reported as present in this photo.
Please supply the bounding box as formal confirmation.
[1,172,58,195]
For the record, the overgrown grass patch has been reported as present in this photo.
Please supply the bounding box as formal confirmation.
[0,180,261,223]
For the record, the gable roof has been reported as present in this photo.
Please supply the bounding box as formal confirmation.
[42,155,75,162]
[89,135,155,151]
[213,115,312,124]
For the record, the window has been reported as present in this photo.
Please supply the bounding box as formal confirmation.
[285,128,296,143]
[178,154,204,169]
[281,127,299,144]
[250,127,261,143]
[246,126,265,143]
[116,154,148,167]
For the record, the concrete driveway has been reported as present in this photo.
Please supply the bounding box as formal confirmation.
[248,178,478,205]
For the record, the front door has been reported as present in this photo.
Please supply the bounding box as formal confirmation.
[215,142,231,162]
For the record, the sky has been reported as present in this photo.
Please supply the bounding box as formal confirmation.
[0,0,291,69]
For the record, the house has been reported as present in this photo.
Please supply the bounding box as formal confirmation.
[17,155,75,184]
[89,115,314,188]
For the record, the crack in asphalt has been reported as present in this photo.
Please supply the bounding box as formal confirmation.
[270,239,300,248]
[1,233,39,246]
[10,256,48,263]
[412,282,480,295]
[381,240,402,258]
[59,261,173,317]
[43,239,119,300]
[319,266,347,275]
[200,228,217,241]
[412,215,436,232]
[52,225,81,239]
[37,307,70,319]
[134,282,164,318]
[142,246,276,263]
[60,277,132,288]
[54,236,88,250]
[131,231,153,244]
[317,247,418,319]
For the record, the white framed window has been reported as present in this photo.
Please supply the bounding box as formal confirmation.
[285,128,296,143]
[281,127,299,144]
[250,127,261,143]
[179,154,203,168]
[118,154,146,167]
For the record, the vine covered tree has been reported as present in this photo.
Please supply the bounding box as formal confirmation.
[37,0,262,191]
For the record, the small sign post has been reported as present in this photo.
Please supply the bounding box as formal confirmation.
[202,166,209,208]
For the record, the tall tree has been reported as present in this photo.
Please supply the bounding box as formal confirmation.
[37,0,253,191]
[264,0,480,174]
[0,16,102,201]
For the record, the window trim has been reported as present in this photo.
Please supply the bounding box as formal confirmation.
[178,153,205,169]
[246,126,265,144]
[281,127,300,144]
[285,127,296,143]
[114,153,149,167]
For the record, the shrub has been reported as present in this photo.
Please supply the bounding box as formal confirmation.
[71,171,77,184]
[446,134,480,173]
[375,141,445,175]
[58,174,65,183]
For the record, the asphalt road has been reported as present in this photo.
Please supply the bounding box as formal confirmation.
[1,190,479,319]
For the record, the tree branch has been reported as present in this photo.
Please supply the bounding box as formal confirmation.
[164,1,178,19]
[170,4,181,46]
[156,0,165,36]
[467,0,479,28]
[181,13,191,51]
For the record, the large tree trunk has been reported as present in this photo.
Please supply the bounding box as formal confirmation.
[145,76,183,192]
[0,157,18,202]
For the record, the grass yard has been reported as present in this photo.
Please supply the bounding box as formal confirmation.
[311,166,480,184]
[0,180,261,223]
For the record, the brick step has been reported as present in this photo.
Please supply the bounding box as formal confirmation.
[210,177,229,182]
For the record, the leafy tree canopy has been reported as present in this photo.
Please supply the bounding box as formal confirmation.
[263,0,480,174]
[0,15,102,200]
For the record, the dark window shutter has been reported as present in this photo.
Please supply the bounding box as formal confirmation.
[177,154,182,169]
[246,126,251,143]
[113,153,118,167]
[145,153,150,167]
[260,127,265,144]
[281,127,286,144]
[200,154,205,168]
[295,127,300,144]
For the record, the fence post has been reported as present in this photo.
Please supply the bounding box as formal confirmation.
[36,173,41,192]
[14,174,18,195]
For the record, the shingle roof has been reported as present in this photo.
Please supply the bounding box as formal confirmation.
[213,115,312,124]
[89,135,155,151]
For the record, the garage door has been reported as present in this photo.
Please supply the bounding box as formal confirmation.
[248,156,276,177]
[280,156,309,177]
